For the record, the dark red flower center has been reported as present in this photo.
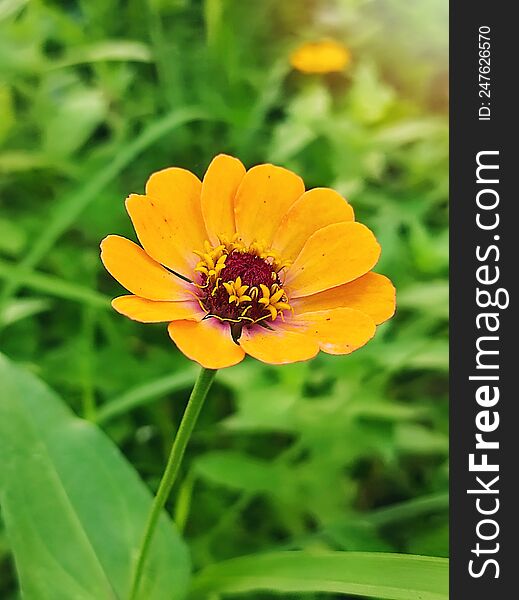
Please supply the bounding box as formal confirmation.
[199,251,281,323]
[193,236,293,342]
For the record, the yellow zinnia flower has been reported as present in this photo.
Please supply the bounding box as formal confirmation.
[100,155,395,369]
[290,40,351,74]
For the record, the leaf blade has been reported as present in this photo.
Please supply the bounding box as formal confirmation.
[0,353,190,600]
[190,551,448,600]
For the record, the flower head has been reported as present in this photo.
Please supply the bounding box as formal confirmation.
[101,155,395,369]
[290,39,351,74]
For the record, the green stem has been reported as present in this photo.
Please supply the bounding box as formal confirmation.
[128,367,217,600]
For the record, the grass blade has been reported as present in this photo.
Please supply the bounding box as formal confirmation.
[190,551,448,600]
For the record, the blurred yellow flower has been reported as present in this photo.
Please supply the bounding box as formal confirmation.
[290,39,351,74]
[101,155,395,369]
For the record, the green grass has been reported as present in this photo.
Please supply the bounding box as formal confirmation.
[0,1,448,598]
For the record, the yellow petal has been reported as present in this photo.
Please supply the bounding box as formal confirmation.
[239,326,318,365]
[112,295,204,323]
[272,187,354,261]
[234,164,305,246]
[292,272,396,325]
[290,40,351,74]
[290,308,376,355]
[125,167,206,279]
[201,154,245,244]
[285,222,381,298]
[100,235,193,301]
[168,320,245,369]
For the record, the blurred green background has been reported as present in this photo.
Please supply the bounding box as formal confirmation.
[0,0,448,597]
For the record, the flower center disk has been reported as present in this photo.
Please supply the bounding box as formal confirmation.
[194,237,292,335]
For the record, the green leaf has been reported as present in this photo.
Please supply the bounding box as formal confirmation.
[96,369,197,425]
[50,40,153,69]
[348,63,395,124]
[395,424,449,455]
[0,218,26,257]
[0,258,110,309]
[397,281,449,319]
[42,87,108,158]
[0,151,63,175]
[190,551,448,600]
[0,353,190,600]
[0,83,15,143]
[195,451,284,494]
[0,298,50,327]
[0,0,28,22]
[367,493,449,527]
